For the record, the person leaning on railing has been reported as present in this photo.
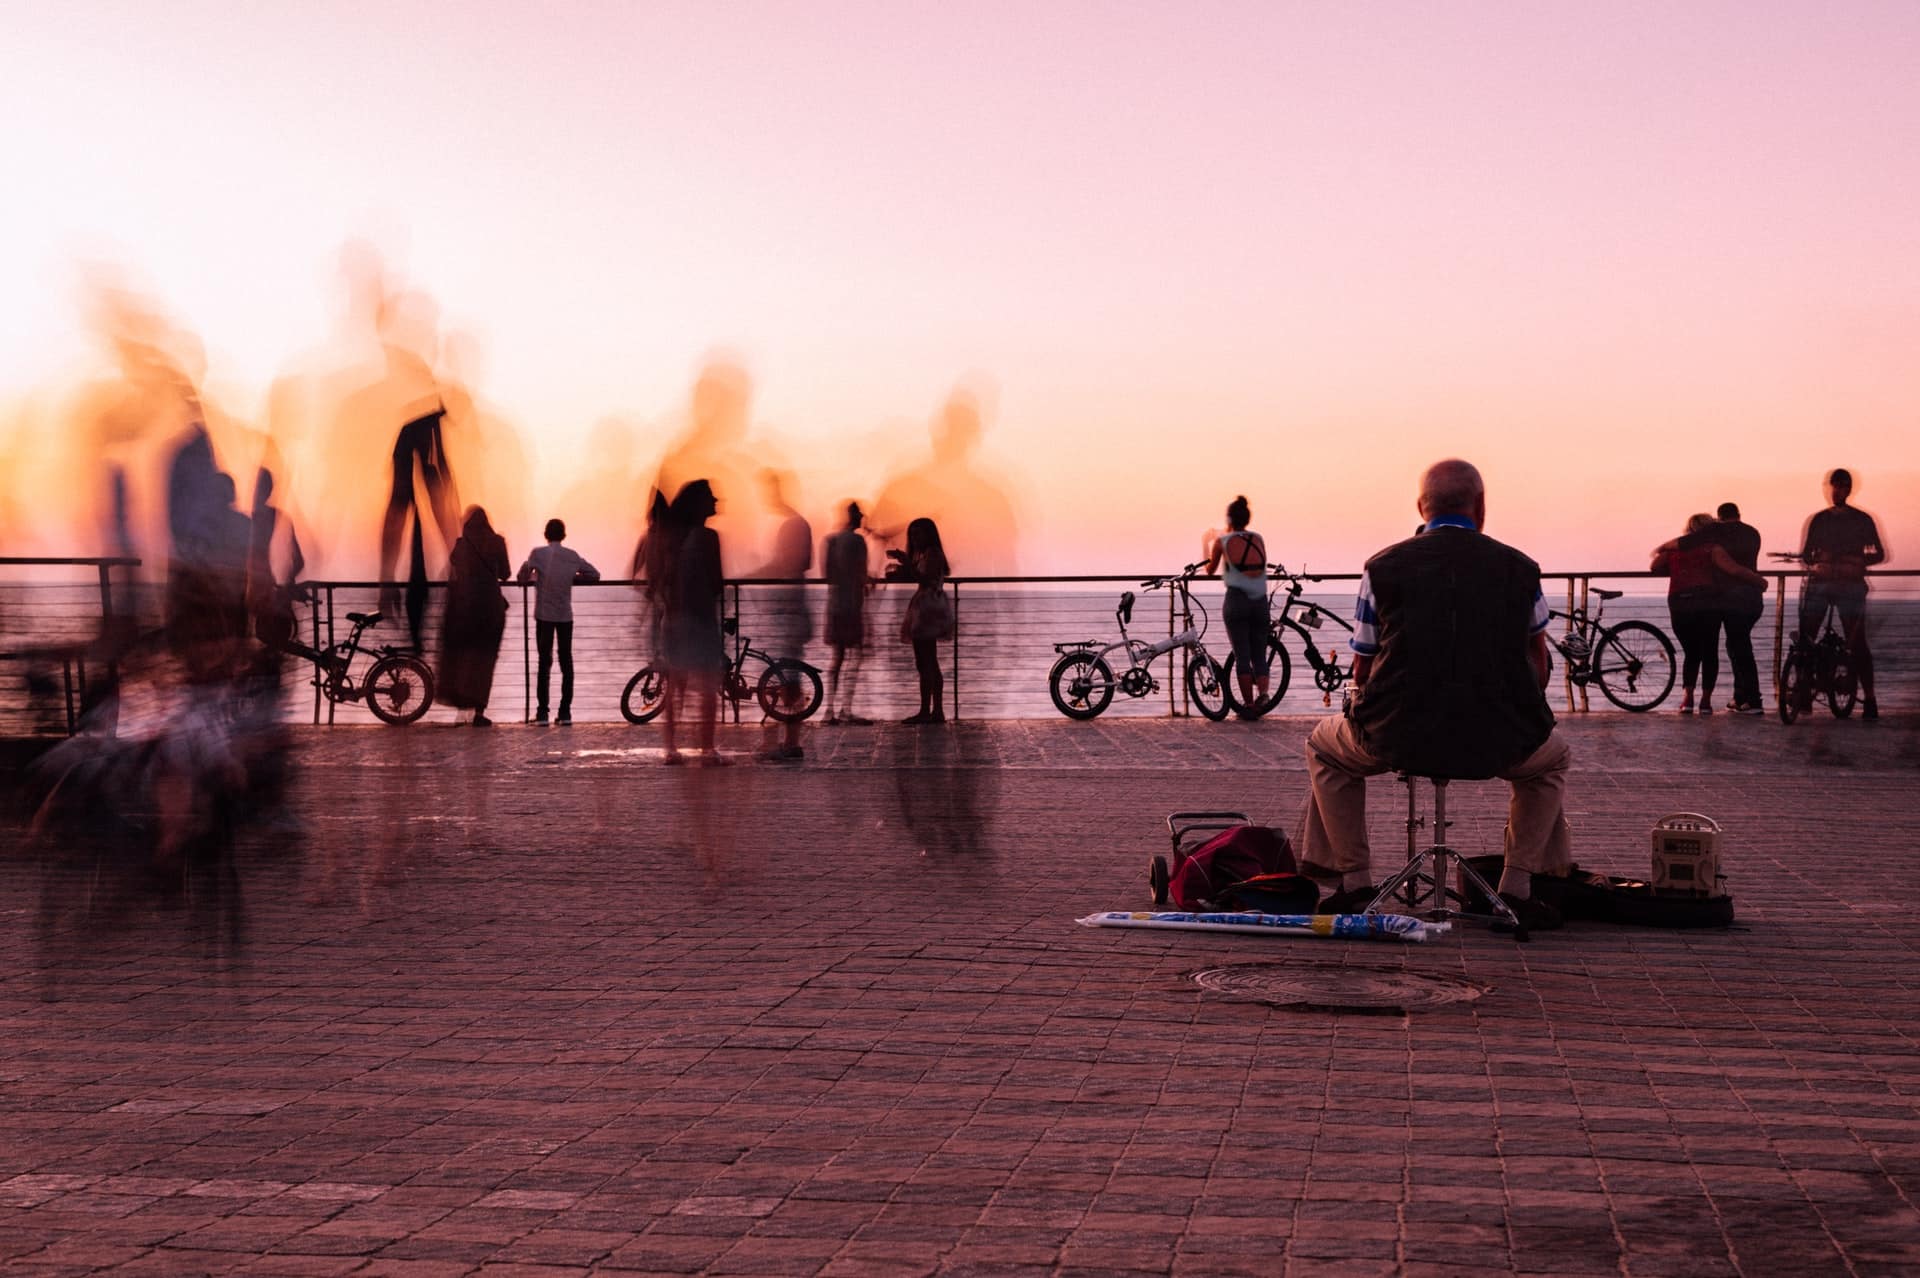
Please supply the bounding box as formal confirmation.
[1650,513,1767,716]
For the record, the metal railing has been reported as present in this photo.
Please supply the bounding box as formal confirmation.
[3,562,1916,730]
[0,557,141,733]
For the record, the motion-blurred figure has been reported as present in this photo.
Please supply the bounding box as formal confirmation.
[380,404,460,650]
[659,480,725,765]
[438,506,510,726]
[871,386,1020,576]
[888,517,952,724]
[753,469,811,762]
[822,501,873,725]
[247,467,306,652]
[1797,468,1887,720]
[518,518,600,725]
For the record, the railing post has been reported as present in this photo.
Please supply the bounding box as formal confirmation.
[950,579,961,722]
[1564,579,1577,712]
[1170,587,1181,716]
[311,586,324,725]
[325,585,337,725]
[522,581,533,723]
[1773,573,1787,706]
[730,581,741,724]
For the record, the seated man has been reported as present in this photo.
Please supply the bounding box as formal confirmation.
[1299,459,1571,931]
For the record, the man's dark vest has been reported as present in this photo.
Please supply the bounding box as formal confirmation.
[1349,527,1555,779]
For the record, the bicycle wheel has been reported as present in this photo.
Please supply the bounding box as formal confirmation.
[1185,652,1230,722]
[364,655,434,725]
[1223,637,1292,719]
[1591,621,1675,712]
[621,666,669,724]
[1048,652,1114,720]
[756,659,823,722]
[1827,652,1858,719]
[1777,647,1806,724]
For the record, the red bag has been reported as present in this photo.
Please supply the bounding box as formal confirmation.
[1170,825,1310,910]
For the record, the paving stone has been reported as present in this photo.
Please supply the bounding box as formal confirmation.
[3,716,1920,1275]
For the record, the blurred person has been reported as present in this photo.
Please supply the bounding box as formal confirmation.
[380,403,461,651]
[660,480,726,765]
[1651,514,1766,715]
[1204,495,1271,708]
[823,501,874,725]
[888,517,952,724]
[653,359,758,568]
[1798,468,1887,719]
[869,386,1021,576]
[753,469,812,762]
[517,518,600,725]
[247,467,306,652]
[1299,459,1571,931]
[1706,501,1766,714]
[438,506,511,726]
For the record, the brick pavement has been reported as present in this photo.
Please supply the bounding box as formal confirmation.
[3,713,1919,1276]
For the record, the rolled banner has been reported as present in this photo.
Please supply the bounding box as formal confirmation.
[1075,910,1445,942]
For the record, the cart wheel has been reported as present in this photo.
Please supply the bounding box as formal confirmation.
[1149,855,1170,906]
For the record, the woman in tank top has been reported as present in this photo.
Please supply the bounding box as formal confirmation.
[1205,495,1270,709]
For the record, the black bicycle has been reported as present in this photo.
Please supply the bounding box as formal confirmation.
[1774,554,1858,723]
[621,616,823,725]
[1223,564,1354,719]
[1545,588,1676,712]
[284,595,436,725]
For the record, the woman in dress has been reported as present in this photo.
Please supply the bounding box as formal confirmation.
[1205,495,1270,710]
[1651,512,1765,715]
[889,517,952,724]
[438,506,511,725]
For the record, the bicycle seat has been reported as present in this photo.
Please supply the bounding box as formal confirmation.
[345,611,382,626]
[1117,590,1136,626]
[1592,589,1623,601]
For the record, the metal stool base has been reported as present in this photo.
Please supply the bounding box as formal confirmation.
[1364,775,1527,940]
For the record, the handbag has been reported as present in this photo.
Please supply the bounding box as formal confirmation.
[904,584,954,642]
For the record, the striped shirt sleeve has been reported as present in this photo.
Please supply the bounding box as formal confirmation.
[1349,571,1380,656]
[1529,586,1549,635]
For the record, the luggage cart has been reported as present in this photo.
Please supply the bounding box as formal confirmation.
[1152,810,1251,906]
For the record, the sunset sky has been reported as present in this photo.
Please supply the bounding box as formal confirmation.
[2,1,1916,577]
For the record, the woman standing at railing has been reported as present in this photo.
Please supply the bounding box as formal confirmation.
[660,480,726,764]
[439,506,511,727]
[1205,495,1270,710]
[1652,513,1766,715]
[890,517,952,724]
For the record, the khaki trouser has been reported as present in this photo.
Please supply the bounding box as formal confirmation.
[1299,714,1572,880]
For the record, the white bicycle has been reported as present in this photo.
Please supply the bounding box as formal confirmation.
[1047,564,1232,721]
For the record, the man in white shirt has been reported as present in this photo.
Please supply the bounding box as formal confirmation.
[517,519,600,724]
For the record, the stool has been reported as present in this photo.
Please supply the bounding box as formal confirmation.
[1365,773,1529,941]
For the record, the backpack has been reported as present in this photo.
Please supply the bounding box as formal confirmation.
[1170,825,1317,912]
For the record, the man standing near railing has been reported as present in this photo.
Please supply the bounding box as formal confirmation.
[1798,468,1885,720]
[518,519,599,725]
[1708,502,1766,715]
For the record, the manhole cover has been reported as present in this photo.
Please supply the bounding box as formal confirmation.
[1193,963,1487,1010]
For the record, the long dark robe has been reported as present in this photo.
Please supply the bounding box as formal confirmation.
[438,524,510,710]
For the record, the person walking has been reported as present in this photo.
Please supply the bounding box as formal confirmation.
[517,518,600,725]
[660,480,726,764]
[822,502,873,725]
[1651,513,1766,715]
[888,517,952,724]
[1205,495,1271,709]
[438,506,511,726]
[1706,502,1766,714]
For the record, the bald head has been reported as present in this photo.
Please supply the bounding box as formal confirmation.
[1418,459,1486,527]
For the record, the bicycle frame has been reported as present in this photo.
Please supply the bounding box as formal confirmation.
[1083,576,1212,675]
[1269,573,1353,685]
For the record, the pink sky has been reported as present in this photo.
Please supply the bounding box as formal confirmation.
[2,1,1916,576]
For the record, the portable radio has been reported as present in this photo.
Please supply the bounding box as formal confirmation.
[1651,813,1722,897]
